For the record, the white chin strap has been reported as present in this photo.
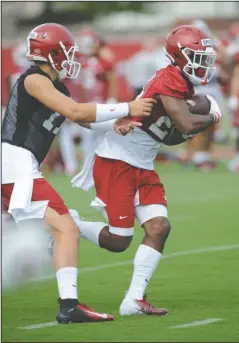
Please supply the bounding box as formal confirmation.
[58,69,68,80]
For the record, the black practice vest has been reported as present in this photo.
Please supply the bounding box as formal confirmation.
[2,66,70,164]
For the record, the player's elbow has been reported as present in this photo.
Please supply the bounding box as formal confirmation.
[67,104,87,122]
[69,104,95,123]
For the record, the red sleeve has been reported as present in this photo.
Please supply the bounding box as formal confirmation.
[151,65,192,99]
[99,56,114,72]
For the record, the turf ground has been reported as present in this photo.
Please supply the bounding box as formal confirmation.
[2,161,239,342]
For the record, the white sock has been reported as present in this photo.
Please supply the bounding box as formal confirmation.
[125,244,162,301]
[56,267,78,299]
[70,210,105,246]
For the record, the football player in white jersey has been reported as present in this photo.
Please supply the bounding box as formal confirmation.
[69,25,222,316]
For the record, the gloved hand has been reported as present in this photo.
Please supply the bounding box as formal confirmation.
[206,94,222,123]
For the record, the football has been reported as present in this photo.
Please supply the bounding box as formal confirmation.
[164,94,211,146]
[186,94,211,115]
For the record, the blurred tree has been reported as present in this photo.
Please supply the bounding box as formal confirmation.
[17,1,145,27]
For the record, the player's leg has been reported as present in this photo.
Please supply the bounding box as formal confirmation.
[119,209,170,316]
[69,210,133,253]
[191,127,217,171]
[208,83,228,143]
[191,84,225,170]
[2,180,113,323]
[228,127,239,171]
[70,156,136,252]
[228,106,239,172]
[119,171,169,316]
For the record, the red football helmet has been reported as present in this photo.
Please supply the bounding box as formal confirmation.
[26,23,81,79]
[164,25,216,85]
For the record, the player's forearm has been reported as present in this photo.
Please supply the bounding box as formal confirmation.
[71,103,129,123]
[186,114,214,134]
[169,111,214,134]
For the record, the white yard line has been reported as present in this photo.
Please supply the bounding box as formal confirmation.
[171,318,224,329]
[20,322,58,330]
[29,243,239,283]
[18,244,238,331]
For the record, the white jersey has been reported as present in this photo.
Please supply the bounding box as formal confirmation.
[95,127,162,170]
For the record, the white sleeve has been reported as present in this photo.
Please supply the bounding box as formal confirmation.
[90,119,116,132]
[95,103,129,122]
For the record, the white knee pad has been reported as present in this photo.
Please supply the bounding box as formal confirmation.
[135,204,168,226]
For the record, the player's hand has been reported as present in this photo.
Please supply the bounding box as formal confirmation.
[128,98,156,117]
[206,95,222,123]
[114,116,142,135]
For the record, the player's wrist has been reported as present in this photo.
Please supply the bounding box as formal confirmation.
[95,103,129,122]
[209,112,220,124]
[206,95,222,123]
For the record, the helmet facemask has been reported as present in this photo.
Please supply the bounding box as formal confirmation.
[48,41,81,79]
[181,45,216,85]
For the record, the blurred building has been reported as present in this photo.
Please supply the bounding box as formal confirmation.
[2,2,239,42]
[1,1,239,105]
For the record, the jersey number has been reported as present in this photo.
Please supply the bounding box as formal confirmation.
[43,113,61,135]
[149,116,172,141]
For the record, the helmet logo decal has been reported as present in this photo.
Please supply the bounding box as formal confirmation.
[28,32,38,39]
[201,39,213,46]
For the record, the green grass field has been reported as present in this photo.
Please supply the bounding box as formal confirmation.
[2,162,239,342]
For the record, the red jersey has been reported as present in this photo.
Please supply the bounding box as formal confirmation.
[135,65,194,142]
[81,54,114,103]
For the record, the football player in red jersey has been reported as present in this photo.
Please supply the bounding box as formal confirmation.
[77,28,118,104]
[227,23,239,172]
[1,23,154,323]
[76,28,119,163]
[68,26,222,316]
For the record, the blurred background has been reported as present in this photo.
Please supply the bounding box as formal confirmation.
[2,1,239,174]
[2,3,239,342]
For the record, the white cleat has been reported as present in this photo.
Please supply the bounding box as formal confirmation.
[119,295,168,316]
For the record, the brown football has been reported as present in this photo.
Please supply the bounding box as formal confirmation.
[164,94,211,146]
[186,94,211,115]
